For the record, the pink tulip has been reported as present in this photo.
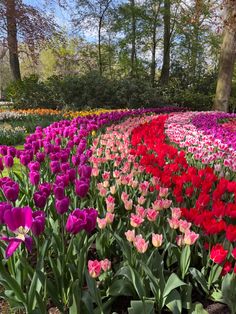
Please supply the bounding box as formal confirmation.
[147,209,159,222]
[125,229,135,242]
[134,235,148,253]
[183,230,199,245]
[88,260,102,278]
[101,259,111,271]
[152,233,163,248]
[130,214,144,228]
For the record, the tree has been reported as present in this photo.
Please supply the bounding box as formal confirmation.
[214,0,236,112]
[0,0,58,81]
[73,0,114,76]
[159,0,170,85]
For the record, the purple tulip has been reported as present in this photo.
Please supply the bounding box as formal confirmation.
[3,155,14,168]
[0,158,4,172]
[1,206,33,257]
[72,155,80,166]
[7,147,16,157]
[33,191,47,209]
[0,202,12,224]
[84,208,98,233]
[75,179,89,198]
[66,209,87,234]
[55,174,70,187]
[20,153,31,166]
[4,206,32,232]
[31,211,45,236]
[1,235,33,258]
[2,182,19,202]
[61,162,70,172]
[29,171,40,186]
[36,152,45,163]
[55,197,70,215]
[0,145,7,156]
[78,165,92,179]
[50,161,61,174]
[67,168,76,183]
[28,161,40,172]
[39,183,51,198]
[53,184,65,200]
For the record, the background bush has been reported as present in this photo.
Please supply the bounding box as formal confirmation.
[5,71,230,111]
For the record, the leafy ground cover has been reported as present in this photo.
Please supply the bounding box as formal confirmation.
[0,107,235,313]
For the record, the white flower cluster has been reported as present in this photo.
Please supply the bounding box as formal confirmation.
[0,111,26,121]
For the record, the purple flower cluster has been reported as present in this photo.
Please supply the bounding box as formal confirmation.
[192,112,236,150]
[0,107,184,258]
[66,207,98,234]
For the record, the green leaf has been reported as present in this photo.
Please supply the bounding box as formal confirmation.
[189,268,209,294]
[181,284,192,310]
[108,278,135,297]
[221,273,236,312]
[85,269,102,309]
[189,302,208,314]
[180,245,191,279]
[128,300,155,314]
[208,264,223,287]
[128,265,146,299]
[35,291,46,314]
[163,273,186,300]
[36,270,64,312]
[0,261,26,304]
[165,289,182,314]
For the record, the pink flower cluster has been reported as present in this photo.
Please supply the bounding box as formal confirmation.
[88,258,111,278]
[165,112,236,172]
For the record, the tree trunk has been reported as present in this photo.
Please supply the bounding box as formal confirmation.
[98,16,103,76]
[130,0,136,78]
[6,0,21,81]
[159,0,170,86]
[150,2,159,87]
[214,2,236,112]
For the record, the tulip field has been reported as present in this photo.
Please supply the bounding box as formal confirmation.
[0,107,235,314]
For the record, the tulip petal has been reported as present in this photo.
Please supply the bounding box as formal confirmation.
[6,239,22,258]
[25,236,33,252]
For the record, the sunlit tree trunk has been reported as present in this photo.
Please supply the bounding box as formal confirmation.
[159,0,170,86]
[6,0,21,81]
[214,0,236,112]
[150,1,160,87]
[130,0,136,78]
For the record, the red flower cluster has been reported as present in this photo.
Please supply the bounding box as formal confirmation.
[131,115,236,270]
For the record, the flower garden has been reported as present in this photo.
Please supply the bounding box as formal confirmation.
[0,107,235,314]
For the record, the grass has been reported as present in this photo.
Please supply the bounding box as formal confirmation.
[2,145,24,178]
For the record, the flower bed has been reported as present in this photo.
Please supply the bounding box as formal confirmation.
[0,108,235,313]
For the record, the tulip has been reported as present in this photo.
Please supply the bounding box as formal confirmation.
[75,179,89,198]
[2,182,19,202]
[88,260,101,278]
[0,202,12,224]
[2,206,33,258]
[101,259,111,271]
[29,171,40,186]
[55,197,70,215]
[134,235,148,253]
[66,209,87,234]
[53,184,65,200]
[152,233,163,248]
[3,155,14,168]
[84,208,98,233]
[33,191,47,209]
[31,211,45,236]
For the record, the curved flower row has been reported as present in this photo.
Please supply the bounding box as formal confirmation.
[131,115,236,271]
[165,111,236,172]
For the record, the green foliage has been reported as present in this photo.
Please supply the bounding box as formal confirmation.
[5,70,220,111]
[5,75,60,109]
